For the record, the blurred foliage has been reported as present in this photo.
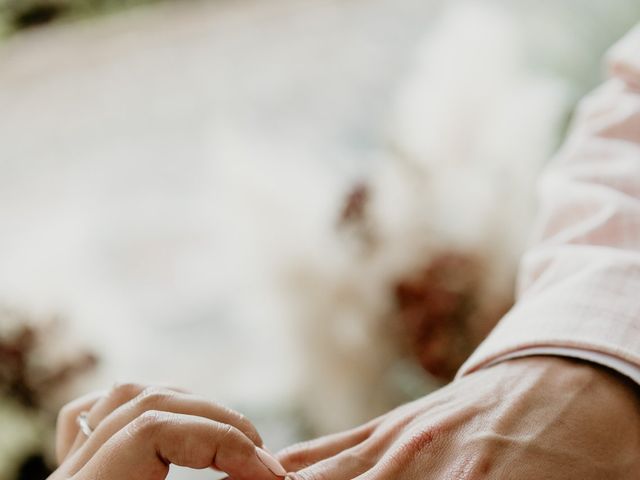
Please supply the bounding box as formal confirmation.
[0,0,165,36]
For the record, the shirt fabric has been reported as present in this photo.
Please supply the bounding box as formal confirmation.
[457,24,640,385]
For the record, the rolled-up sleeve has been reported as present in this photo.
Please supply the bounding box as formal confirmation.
[457,25,640,382]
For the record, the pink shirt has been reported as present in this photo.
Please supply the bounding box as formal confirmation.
[458,25,640,385]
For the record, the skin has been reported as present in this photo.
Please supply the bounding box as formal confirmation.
[48,357,640,480]
[278,357,640,480]
[48,383,282,480]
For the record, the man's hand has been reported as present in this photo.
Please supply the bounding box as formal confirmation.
[279,357,640,479]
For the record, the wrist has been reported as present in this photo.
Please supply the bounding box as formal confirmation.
[496,355,640,404]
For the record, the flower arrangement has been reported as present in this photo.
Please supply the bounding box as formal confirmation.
[0,309,97,480]
[282,0,640,436]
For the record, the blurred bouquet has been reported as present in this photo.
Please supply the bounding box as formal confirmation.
[283,0,640,436]
[0,309,97,480]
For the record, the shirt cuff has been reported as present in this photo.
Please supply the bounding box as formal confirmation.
[479,347,640,386]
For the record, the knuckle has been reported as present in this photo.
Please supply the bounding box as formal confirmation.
[136,387,175,409]
[178,442,211,469]
[130,409,171,436]
[407,427,438,452]
[389,426,442,467]
[57,402,76,425]
[218,423,239,444]
[57,391,100,425]
[109,382,144,404]
[277,441,315,468]
[233,412,259,438]
[235,411,251,429]
[345,443,377,470]
[218,423,253,455]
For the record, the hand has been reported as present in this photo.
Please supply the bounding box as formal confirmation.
[49,383,286,480]
[278,357,640,479]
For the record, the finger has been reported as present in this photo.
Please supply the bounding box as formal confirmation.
[88,383,189,427]
[285,445,376,480]
[66,389,264,472]
[74,411,283,480]
[347,428,448,480]
[56,390,105,464]
[67,383,187,457]
[349,444,429,480]
[351,462,398,480]
[277,420,377,471]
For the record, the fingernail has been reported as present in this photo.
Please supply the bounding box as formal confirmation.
[256,447,287,476]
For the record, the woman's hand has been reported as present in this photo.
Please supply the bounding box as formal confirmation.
[49,383,286,480]
[278,357,640,480]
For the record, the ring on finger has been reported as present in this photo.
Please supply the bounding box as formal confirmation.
[77,412,94,438]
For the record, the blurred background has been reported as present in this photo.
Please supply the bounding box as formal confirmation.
[0,0,638,479]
